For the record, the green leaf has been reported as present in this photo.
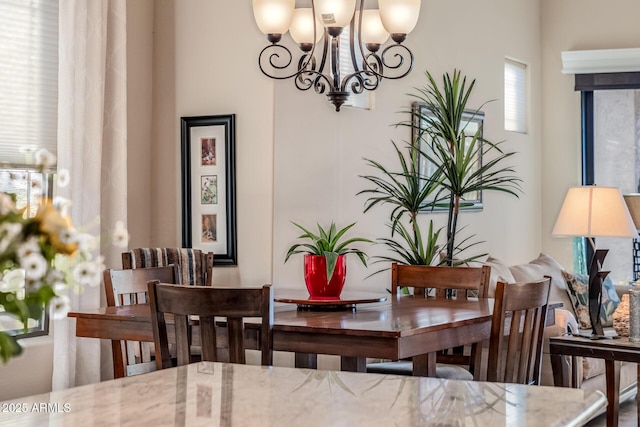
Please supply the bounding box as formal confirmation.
[0,332,22,364]
[323,251,339,282]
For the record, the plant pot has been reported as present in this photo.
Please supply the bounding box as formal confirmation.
[304,254,346,297]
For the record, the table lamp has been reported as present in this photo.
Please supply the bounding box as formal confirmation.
[552,186,638,338]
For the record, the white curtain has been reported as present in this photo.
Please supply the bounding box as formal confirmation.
[53,0,127,390]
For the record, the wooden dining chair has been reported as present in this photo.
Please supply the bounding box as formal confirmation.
[103,265,179,378]
[122,248,214,286]
[148,282,274,369]
[487,277,551,385]
[367,263,491,379]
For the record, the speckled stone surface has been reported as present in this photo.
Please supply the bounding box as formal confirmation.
[1,362,606,426]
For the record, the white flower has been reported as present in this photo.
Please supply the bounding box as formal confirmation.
[50,295,71,320]
[52,196,72,216]
[35,148,57,169]
[59,227,78,245]
[0,193,15,215]
[111,221,129,248]
[17,237,41,260]
[25,278,43,293]
[56,169,70,188]
[30,175,42,191]
[9,171,27,184]
[0,269,25,292]
[76,233,98,255]
[72,261,101,288]
[21,252,48,280]
[46,268,66,290]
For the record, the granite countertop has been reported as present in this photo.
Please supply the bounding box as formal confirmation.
[1,362,605,426]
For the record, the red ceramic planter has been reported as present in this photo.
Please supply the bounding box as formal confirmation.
[304,254,346,297]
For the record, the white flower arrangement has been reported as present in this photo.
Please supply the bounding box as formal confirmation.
[0,149,128,363]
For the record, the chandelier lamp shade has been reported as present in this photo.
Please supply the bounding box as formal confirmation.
[252,0,421,112]
[552,185,638,338]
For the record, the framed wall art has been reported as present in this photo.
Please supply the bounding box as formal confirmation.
[412,102,484,211]
[181,114,237,265]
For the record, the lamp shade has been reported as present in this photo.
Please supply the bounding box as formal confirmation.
[289,8,323,45]
[624,194,640,230]
[378,0,421,35]
[252,0,295,35]
[552,186,639,238]
[314,0,356,28]
[357,10,390,45]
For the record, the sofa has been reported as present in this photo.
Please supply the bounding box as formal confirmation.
[479,253,637,406]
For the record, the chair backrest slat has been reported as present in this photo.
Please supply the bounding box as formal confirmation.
[391,263,491,299]
[148,282,273,370]
[487,277,551,385]
[122,248,214,286]
[103,266,178,378]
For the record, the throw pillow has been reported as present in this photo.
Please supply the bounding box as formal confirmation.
[527,253,575,314]
[484,256,516,297]
[562,270,620,329]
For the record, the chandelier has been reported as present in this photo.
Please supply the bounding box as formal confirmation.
[252,0,421,112]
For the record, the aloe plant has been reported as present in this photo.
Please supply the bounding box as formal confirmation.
[285,222,371,281]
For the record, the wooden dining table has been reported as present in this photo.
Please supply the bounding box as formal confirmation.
[68,288,555,377]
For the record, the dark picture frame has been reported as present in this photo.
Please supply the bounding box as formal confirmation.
[412,102,484,211]
[181,114,237,265]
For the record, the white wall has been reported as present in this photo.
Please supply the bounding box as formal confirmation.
[273,0,543,292]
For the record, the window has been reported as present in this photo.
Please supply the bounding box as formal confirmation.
[576,72,640,284]
[590,89,640,284]
[0,0,59,338]
[338,27,373,110]
[0,0,59,167]
[504,59,527,133]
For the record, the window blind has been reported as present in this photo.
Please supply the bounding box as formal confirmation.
[0,0,58,168]
[338,27,371,110]
[504,59,527,133]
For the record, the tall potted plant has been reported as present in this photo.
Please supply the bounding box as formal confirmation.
[360,69,522,269]
[285,222,371,297]
[410,70,522,266]
[359,142,448,268]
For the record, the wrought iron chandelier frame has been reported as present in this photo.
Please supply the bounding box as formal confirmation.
[257,0,415,111]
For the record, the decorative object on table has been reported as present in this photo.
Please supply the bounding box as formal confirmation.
[274,288,386,312]
[561,270,620,329]
[359,70,521,273]
[613,293,630,337]
[629,283,640,342]
[180,115,236,266]
[285,222,371,297]
[552,185,638,338]
[252,0,421,112]
[623,194,640,280]
[0,150,128,363]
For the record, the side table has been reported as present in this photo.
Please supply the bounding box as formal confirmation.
[549,335,640,427]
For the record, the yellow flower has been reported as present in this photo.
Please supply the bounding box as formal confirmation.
[36,202,77,255]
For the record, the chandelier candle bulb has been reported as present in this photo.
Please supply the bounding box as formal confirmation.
[629,284,640,342]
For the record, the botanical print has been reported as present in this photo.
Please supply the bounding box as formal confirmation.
[202,214,216,243]
[201,175,217,204]
[201,137,216,166]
